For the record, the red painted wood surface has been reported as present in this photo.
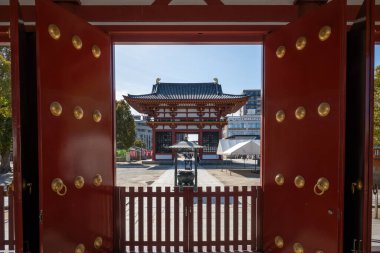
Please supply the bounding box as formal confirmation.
[1,5,379,44]
[0,187,15,250]
[120,186,260,252]
[10,0,24,252]
[263,1,346,252]
[0,188,4,250]
[364,0,376,251]
[35,0,113,252]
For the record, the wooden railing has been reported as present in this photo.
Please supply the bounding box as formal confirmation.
[115,186,262,253]
[0,186,15,252]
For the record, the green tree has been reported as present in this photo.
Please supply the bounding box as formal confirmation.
[116,100,136,150]
[0,46,12,174]
[375,65,380,146]
[134,139,146,149]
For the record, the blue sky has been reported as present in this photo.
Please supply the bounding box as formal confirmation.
[115,45,380,114]
[114,45,263,101]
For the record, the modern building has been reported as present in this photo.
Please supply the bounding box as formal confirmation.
[223,114,261,139]
[242,89,261,115]
[133,115,152,150]
[125,81,248,160]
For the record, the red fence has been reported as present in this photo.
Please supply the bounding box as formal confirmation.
[0,186,15,251]
[115,186,262,253]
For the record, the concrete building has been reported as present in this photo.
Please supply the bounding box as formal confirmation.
[223,114,261,139]
[133,115,152,150]
[243,89,261,115]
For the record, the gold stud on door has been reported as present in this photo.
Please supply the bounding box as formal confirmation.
[93,174,103,187]
[72,35,82,50]
[275,174,285,186]
[295,106,306,120]
[50,102,63,116]
[293,243,304,253]
[94,237,103,249]
[314,177,330,196]
[319,25,332,41]
[296,37,307,50]
[48,24,60,40]
[92,45,101,58]
[74,176,85,189]
[75,244,85,253]
[274,236,284,248]
[294,175,305,188]
[73,106,84,120]
[51,178,67,196]
[276,110,285,123]
[276,46,286,58]
[93,110,102,122]
[318,102,330,117]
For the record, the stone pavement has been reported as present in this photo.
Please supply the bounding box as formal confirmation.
[151,165,223,187]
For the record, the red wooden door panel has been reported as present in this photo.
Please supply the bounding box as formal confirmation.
[35,0,114,252]
[10,0,24,252]
[263,1,346,253]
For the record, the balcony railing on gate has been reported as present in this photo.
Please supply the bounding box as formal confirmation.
[115,186,262,253]
[0,186,15,252]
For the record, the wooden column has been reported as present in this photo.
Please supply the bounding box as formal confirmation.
[198,127,203,160]
[152,127,156,161]
[218,125,223,160]
[171,127,176,160]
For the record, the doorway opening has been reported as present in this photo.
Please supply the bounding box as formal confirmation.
[114,44,263,252]
[371,45,380,250]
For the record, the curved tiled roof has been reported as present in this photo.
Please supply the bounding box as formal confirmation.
[126,82,247,100]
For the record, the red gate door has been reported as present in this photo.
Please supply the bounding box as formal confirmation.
[36,0,114,252]
[263,1,346,252]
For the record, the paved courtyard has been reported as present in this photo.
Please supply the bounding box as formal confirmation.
[116,159,261,187]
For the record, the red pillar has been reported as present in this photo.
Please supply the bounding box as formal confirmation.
[218,125,223,160]
[171,128,176,160]
[198,127,203,160]
[152,127,156,161]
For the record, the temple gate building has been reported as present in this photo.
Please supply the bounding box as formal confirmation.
[125,81,248,160]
